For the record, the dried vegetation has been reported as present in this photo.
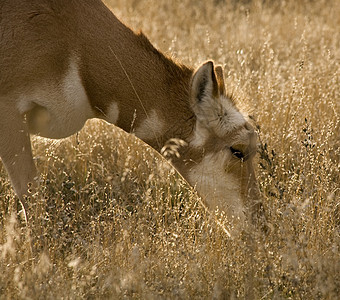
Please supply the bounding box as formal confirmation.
[0,0,339,298]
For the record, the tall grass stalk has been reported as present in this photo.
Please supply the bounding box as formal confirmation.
[1,0,339,298]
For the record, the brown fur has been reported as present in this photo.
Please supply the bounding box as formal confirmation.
[0,0,260,225]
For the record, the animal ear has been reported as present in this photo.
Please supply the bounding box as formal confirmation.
[191,61,219,105]
[214,65,226,96]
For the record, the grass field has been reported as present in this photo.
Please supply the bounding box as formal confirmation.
[1,0,339,298]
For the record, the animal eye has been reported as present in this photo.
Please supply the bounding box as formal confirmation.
[230,146,244,159]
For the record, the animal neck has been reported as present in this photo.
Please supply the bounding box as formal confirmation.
[79,10,195,152]
[121,44,195,151]
[109,45,195,152]
[127,52,195,152]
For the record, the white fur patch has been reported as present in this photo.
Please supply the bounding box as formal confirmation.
[189,122,209,148]
[104,102,119,124]
[134,110,165,140]
[192,95,246,147]
[219,96,246,133]
[17,56,94,138]
[188,152,245,222]
[189,98,246,148]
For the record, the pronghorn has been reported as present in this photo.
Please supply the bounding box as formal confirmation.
[0,0,261,225]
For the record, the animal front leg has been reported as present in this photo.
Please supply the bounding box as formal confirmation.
[0,100,37,221]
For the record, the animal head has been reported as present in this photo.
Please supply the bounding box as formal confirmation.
[181,61,260,224]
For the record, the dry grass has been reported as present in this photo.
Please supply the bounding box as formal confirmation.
[1,0,339,298]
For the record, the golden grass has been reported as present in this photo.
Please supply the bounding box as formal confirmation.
[1,0,339,298]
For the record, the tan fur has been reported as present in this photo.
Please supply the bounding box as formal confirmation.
[0,0,260,225]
